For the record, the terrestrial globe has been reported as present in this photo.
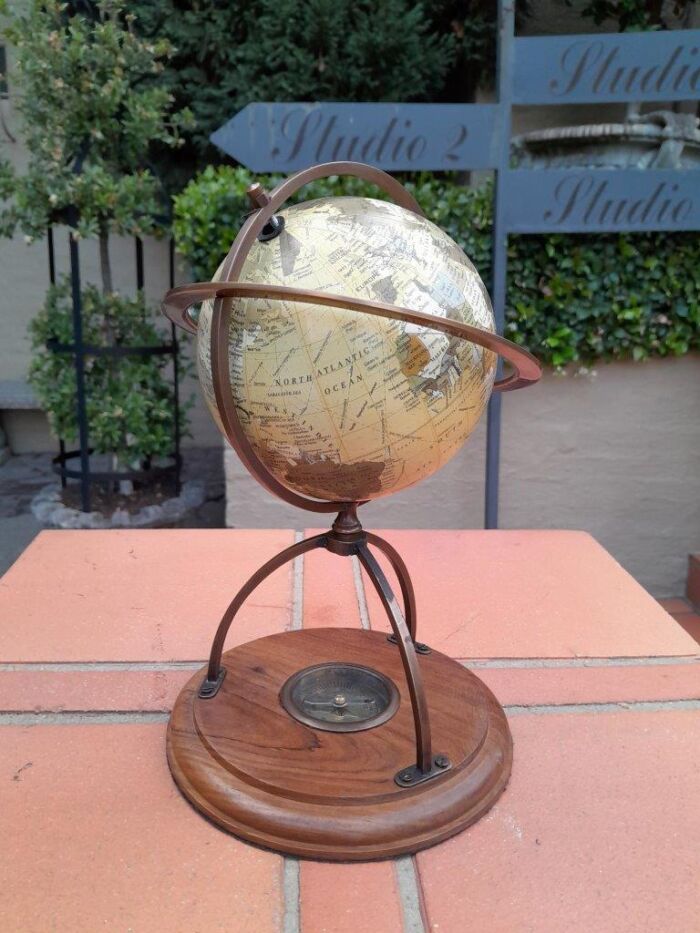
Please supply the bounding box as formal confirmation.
[161,163,541,861]
[195,196,497,503]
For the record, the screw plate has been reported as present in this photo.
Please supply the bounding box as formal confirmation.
[198,667,226,699]
[394,754,452,788]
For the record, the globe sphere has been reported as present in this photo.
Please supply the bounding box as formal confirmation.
[197,196,496,503]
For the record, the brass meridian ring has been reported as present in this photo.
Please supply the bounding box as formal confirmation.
[161,160,542,514]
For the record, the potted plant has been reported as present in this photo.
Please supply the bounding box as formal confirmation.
[0,0,194,518]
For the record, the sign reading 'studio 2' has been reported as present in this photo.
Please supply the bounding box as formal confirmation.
[210,103,498,173]
[210,28,700,235]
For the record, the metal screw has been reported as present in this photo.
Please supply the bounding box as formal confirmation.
[435,755,449,769]
[399,771,413,783]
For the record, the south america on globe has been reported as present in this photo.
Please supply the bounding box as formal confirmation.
[196,196,497,503]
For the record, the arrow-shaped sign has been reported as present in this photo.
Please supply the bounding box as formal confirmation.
[210,102,499,173]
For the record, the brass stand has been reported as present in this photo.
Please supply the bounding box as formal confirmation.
[198,505,447,783]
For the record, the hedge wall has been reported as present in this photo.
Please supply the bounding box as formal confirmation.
[173,166,700,368]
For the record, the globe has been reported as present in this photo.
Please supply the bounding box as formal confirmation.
[196,195,497,503]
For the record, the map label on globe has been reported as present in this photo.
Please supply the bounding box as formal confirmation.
[210,102,499,172]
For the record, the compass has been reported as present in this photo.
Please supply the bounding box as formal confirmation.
[280,662,400,732]
[161,160,541,860]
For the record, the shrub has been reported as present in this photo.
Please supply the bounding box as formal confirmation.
[173,166,700,367]
[131,0,455,189]
[29,280,190,464]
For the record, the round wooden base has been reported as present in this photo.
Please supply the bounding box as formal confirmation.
[167,628,512,861]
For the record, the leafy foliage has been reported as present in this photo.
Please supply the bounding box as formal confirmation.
[2,0,193,473]
[173,166,700,367]
[562,0,693,31]
[29,281,190,462]
[0,0,193,243]
[130,0,503,187]
[423,1,533,102]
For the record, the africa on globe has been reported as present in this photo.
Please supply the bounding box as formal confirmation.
[195,195,497,503]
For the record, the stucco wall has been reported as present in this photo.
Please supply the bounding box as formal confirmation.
[224,356,700,598]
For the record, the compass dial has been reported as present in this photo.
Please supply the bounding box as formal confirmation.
[280,662,400,733]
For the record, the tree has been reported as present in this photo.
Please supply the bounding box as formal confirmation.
[562,0,694,30]
[131,0,456,188]
[423,1,531,102]
[0,0,193,483]
[0,0,192,294]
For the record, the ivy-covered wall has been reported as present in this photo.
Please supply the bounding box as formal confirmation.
[173,166,700,368]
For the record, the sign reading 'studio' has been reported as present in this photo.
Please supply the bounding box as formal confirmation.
[503,171,699,233]
[209,27,700,236]
[513,30,700,103]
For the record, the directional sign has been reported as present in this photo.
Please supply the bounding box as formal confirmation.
[502,169,700,233]
[210,102,499,172]
[513,29,700,104]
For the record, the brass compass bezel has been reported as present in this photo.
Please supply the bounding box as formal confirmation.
[279,661,400,733]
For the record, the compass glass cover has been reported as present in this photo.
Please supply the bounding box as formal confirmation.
[280,662,400,733]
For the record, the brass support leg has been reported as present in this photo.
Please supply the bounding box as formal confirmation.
[201,532,328,695]
[356,542,433,774]
[364,532,418,642]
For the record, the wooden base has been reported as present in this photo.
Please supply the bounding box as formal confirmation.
[167,628,512,861]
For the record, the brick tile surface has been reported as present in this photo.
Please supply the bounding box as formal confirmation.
[477,662,700,707]
[658,598,693,614]
[0,668,193,712]
[673,612,700,645]
[300,861,403,933]
[1,529,698,933]
[302,532,361,629]
[0,723,282,933]
[358,530,697,658]
[417,710,700,933]
[0,529,294,661]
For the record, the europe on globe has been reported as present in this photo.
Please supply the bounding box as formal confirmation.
[195,195,497,503]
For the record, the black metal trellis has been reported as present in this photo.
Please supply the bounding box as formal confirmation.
[46,224,182,513]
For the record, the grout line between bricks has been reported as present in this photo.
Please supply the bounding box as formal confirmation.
[0,711,170,725]
[351,555,371,630]
[504,698,700,716]
[3,698,697,726]
[0,661,204,671]
[461,655,699,669]
[1,656,695,674]
[394,855,427,933]
[282,857,300,933]
[292,531,304,631]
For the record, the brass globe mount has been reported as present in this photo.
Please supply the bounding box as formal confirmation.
[163,161,542,859]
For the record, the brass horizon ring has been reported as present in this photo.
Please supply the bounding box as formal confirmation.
[162,280,541,393]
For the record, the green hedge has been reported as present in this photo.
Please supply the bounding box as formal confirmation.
[173,166,700,367]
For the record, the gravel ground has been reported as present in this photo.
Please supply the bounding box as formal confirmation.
[0,447,224,575]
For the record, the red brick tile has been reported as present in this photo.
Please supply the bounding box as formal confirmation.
[0,723,282,933]
[417,709,700,933]
[477,662,700,707]
[359,530,698,658]
[687,554,700,608]
[4,661,694,717]
[303,530,361,629]
[0,668,193,712]
[300,861,403,933]
[673,612,700,645]
[0,529,294,662]
[659,597,692,614]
